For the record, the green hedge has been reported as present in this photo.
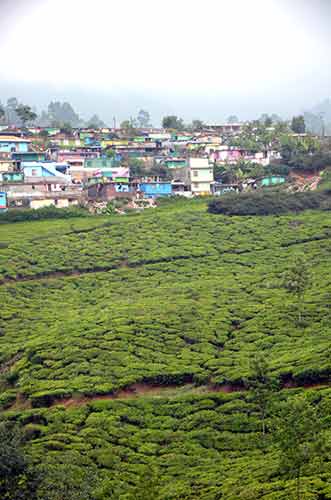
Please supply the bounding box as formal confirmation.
[208,190,331,216]
[0,205,89,224]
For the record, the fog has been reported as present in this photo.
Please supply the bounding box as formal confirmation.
[0,0,330,124]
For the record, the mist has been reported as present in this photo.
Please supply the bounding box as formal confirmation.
[0,0,330,125]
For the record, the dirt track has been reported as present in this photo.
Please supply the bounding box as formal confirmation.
[7,379,331,412]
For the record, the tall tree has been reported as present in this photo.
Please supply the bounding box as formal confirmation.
[5,97,19,126]
[0,421,39,499]
[283,256,310,321]
[162,115,184,130]
[60,122,73,135]
[275,396,323,500]
[15,105,38,126]
[259,114,273,127]
[137,109,151,128]
[245,354,278,437]
[86,114,106,128]
[47,101,81,127]
[291,115,306,134]
[37,458,96,500]
[0,104,5,123]
[191,119,205,131]
[227,115,239,123]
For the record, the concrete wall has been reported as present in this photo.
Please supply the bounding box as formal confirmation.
[0,142,29,153]
[191,181,212,194]
[30,199,55,209]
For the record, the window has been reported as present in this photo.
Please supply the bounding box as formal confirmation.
[31,169,38,176]
[193,182,199,188]
[193,170,198,177]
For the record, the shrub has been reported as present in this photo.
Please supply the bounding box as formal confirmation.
[0,206,89,224]
[208,190,331,216]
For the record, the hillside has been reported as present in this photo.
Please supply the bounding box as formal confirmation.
[2,200,331,498]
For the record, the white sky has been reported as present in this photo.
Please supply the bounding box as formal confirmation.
[0,0,328,93]
[0,0,330,122]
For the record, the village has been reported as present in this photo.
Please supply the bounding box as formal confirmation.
[1,115,321,213]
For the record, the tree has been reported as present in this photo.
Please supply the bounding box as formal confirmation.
[39,129,49,139]
[60,122,73,135]
[47,101,81,127]
[162,115,184,130]
[191,119,205,131]
[291,115,306,134]
[37,456,96,500]
[150,164,171,179]
[0,421,39,499]
[0,104,5,123]
[86,114,106,129]
[227,115,239,123]
[274,396,323,500]
[129,158,145,177]
[245,354,278,437]
[137,109,151,128]
[271,113,282,124]
[283,256,310,321]
[259,114,273,127]
[120,120,132,129]
[15,105,38,126]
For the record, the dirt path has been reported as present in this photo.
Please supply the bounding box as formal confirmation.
[7,379,331,412]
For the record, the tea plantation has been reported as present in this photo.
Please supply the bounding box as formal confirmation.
[1,200,331,498]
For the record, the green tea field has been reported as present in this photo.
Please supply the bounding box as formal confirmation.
[2,200,331,499]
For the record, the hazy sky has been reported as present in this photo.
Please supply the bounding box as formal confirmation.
[0,0,330,124]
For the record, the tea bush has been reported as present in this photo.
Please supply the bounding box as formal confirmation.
[208,190,331,215]
[0,201,331,498]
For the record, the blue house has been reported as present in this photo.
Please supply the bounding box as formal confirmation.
[139,182,172,198]
[0,192,7,211]
[0,136,30,153]
[22,162,70,180]
[12,152,46,162]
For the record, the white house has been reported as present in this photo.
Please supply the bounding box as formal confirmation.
[189,158,214,195]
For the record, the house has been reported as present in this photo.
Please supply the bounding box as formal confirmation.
[0,191,7,211]
[206,123,243,135]
[12,152,47,164]
[56,150,100,166]
[87,181,135,202]
[189,158,214,195]
[87,167,130,185]
[2,180,84,209]
[138,182,172,198]
[260,176,286,187]
[22,162,71,182]
[1,172,24,183]
[0,136,31,153]
[0,158,16,172]
[164,158,188,169]
[212,182,240,195]
[84,158,116,169]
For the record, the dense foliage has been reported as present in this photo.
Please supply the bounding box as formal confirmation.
[1,201,331,498]
[208,190,331,216]
[0,205,89,224]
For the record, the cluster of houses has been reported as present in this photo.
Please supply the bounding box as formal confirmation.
[0,125,283,211]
